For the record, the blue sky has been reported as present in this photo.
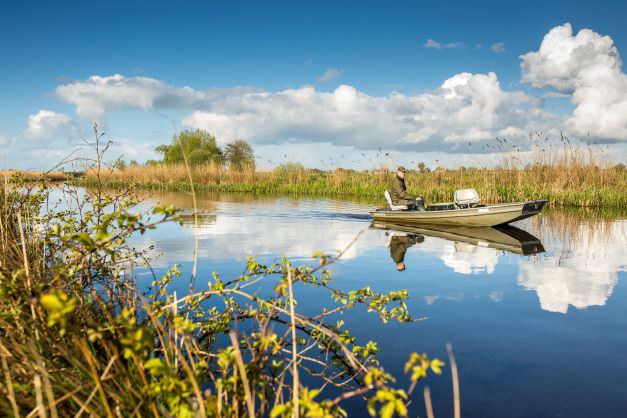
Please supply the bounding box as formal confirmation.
[1,0,626,169]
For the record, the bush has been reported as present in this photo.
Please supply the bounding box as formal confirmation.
[225,139,256,170]
[156,129,223,166]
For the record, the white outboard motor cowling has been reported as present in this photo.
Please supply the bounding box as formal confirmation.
[454,188,480,207]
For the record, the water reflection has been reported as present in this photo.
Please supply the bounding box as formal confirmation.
[372,222,545,255]
[139,191,625,314]
[386,232,425,271]
[518,216,626,313]
[371,221,544,275]
[136,192,377,264]
[126,190,627,416]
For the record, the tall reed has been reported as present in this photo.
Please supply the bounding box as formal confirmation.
[77,158,626,209]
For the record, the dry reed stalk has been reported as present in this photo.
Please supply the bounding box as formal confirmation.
[229,332,256,418]
[423,386,435,418]
[287,268,300,418]
[31,341,58,418]
[1,353,20,417]
[447,343,460,418]
[77,340,114,418]
[31,374,45,418]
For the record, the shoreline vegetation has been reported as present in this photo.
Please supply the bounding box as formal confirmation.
[10,129,627,209]
[0,132,449,417]
[71,162,627,209]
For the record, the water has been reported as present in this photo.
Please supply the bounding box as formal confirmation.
[133,190,626,417]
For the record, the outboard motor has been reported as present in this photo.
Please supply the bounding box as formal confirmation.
[454,188,480,209]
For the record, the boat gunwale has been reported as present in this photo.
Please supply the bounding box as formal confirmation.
[369,199,547,218]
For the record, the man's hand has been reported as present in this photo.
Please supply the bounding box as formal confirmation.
[415,196,424,201]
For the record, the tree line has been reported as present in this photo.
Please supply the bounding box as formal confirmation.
[118,129,256,170]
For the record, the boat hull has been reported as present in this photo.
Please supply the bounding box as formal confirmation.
[370,200,547,227]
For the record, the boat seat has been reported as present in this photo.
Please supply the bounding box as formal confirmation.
[384,190,408,210]
[454,188,480,208]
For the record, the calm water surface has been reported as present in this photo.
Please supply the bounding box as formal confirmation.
[133,191,626,418]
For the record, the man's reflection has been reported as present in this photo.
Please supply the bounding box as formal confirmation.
[388,233,425,271]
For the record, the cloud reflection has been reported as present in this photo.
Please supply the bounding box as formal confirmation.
[137,191,625,314]
[518,220,626,313]
[137,193,377,266]
[439,243,500,275]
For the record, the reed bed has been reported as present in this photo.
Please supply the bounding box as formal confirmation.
[5,169,73,182]
[77,160,626,209]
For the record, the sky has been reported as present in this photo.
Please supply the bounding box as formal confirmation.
[1,0,626,170]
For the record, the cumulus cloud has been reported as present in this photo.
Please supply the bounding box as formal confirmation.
[317,68,343,82]
[23,110,76,141]
[423,38,464,49]
[53,23,627,153]
[491,42,506,53]
[182,72,546,151]
[521,23,627,140]
[55,72,547,152]
[55,74,257,121]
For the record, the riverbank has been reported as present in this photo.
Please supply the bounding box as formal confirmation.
[72,163,627,209]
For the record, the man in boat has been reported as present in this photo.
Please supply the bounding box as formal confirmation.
[389,166,426,211]
[389,233,425,271]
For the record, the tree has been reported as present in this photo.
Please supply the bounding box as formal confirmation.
[114,160,127,170]
[224,139,255,170]
[156,129,223,166]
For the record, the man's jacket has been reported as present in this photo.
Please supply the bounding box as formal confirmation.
[389,175,415,205]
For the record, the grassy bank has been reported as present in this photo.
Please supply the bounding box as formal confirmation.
[73,162,627,209]
[0,174,446,416]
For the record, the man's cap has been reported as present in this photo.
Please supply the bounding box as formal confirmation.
[397,166,407,173]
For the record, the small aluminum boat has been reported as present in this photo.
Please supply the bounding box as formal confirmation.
[370,189,547,227]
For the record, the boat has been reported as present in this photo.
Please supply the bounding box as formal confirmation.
[370,188,547,227]
[370,221,545,255]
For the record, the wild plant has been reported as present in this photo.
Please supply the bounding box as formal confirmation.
[0,127,450,417]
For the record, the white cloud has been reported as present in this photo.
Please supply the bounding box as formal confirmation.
[23,110,76,141]
[0,132,7,146]
[317,68,343,82]
[50,23,627,154]
[423,38,464,49]
[520,23,627,140]
[55,74,256,121]
[182,72,546,151]
[491,42,506,53]
[53,72,549,153]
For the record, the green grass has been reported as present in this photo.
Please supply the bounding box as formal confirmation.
[74,167,627,209]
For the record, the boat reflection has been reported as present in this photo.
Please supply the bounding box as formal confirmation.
[370,221,545,258]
